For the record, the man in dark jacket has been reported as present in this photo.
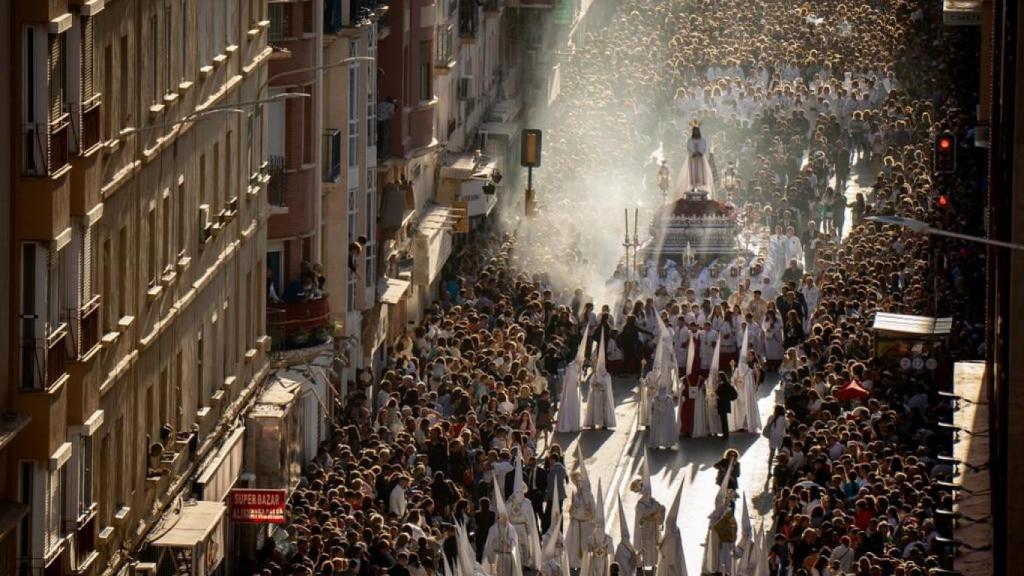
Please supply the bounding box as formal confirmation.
[716,373,738,438]
[474,498,495,562]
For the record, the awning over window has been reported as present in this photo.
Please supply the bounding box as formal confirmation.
[149,501,226,548]
[380,278,411,305]
[871,312,952,338]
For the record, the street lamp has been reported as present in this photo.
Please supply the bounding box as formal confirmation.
[865,215,1024,252]
[259,56,377,93]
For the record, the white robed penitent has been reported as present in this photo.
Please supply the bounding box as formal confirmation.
[704,337,723,437]
[580,480,614,576]
[730,328,762,433]
[615,495,641,576]
[508,451,544,569]
[584,333,617,429]
[733,492,755,576]
[656,481,688,576]
[633,457,665,566]
[483,483,524,576]
[540,487,570,576]
[565,446,596,570]
[557,324,588,433]
[700,459,734,575]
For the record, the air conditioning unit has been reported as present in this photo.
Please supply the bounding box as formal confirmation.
[198,204,213,243]
[457,76,474,101]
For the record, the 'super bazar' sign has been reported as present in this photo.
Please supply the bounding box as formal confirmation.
[230,489,287,524]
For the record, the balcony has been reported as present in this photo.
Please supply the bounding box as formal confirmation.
[350,0,384,25]
[78,97,103,154]
[324,0,343,34]
[24,113,71,177]
[322,129,341,182]
[267,297,332,351]
[20,323,69,391]
[268,155,287,206]
[76,296,102,359]
[73,507,98,571]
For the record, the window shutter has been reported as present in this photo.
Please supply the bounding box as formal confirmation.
[45,469,60,554]
[82,17,95,99]
[82,225,94,303]
[48,34,63,123]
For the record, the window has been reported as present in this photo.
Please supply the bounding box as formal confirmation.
[198,0,208,62]
[348,48,359,171]
[365,174,375,288]
[119,34,129,129]
[197,329,205,409]
[347,191,358,312]
[103,44,113,140]
[102,236,112,331]
[118,226,128,318]
[160,369,169,429]
[268,3,290,42]
[418,41,432,101]
[19,243,44,389]
[199,153,207,207]
[175,350,185,429]
[181,0,189,81]
[74,434,94,518]
[148,208,157,285]
[164,6,172,92]
[162,195,171,272]
[213,142,220,210]
[151,16,159,102]
[178,180,187,256]
[225,131,233,206]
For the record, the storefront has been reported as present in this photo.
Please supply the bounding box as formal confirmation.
[871,312,953,380]
[192,426,245,575]
[409,205,457,322]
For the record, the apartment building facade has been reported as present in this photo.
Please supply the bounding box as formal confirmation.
[4,0,273,574]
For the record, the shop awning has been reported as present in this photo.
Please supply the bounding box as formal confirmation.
[380,278,411,304]
[943,0,982,26]
[150,501,226,548]
[871,313,952,338]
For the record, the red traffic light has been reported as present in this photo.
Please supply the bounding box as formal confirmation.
[937,195,950,208]
[938,137,953,150]
[934,132,957,175]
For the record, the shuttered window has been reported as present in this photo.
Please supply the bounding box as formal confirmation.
[48,33,65,123]
[82,17,94,99]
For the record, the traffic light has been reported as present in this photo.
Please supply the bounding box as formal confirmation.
[936,194,950,209]
[525,188,537,217]
[521,129,542,168]
[934,132,956,175]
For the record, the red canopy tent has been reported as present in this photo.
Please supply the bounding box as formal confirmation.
[836,379,870,401]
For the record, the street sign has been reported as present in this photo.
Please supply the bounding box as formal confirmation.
[230,488,287,524]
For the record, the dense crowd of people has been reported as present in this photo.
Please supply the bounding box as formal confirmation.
[251,1,987,575]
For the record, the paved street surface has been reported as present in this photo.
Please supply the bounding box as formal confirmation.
[557,374,642,501]
[607,376,783,576]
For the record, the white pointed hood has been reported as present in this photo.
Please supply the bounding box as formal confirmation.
[641,456,653,497]
[708,335,722,393]
[593,478,607,534]
[596,330,608,375]
[685,331,696,377]
[617,494,631,544]
[573,444,591,490]
[575,323,590,365]
[737,326,750,376]
[513,450,526,496]
[542,486,563,559]
[494,476,508,520]
[714,458,734,516]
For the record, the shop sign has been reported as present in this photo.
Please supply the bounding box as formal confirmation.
[230,489,287,524]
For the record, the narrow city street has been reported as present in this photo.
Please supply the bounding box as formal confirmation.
[607,376,782,576]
